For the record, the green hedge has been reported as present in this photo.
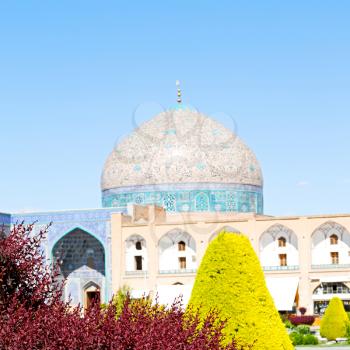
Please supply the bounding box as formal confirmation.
[188,232,293,349]
[320,297,349,340]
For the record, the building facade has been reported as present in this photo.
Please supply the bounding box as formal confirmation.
[2,103,350,314]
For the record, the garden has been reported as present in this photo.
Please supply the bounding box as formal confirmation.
[283,298,350,347]
[1,224,350,349]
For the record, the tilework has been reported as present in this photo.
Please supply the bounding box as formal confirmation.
[102,183,264,214]
[0,212,11,225]
[10,208,121,302]
[102,109,263,190]
[11,208,120,225]
[53,228,106,305]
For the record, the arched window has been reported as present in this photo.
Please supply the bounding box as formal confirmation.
[158,229,196,272]
[178,241,186,251]
[278,237,287,248]
[125,235,147,273]
[330,234,339,245]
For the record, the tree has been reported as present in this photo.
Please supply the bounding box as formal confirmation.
[188,232,293,349]
[0,224,240,349]
[320,297,350,340]
[0,222,60,309]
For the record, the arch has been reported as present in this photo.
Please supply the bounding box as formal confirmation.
[51,225,106,255]
[173,282,184,286]
[178,241,186,251]
[52,228,105,278]
[83,280,100,291]
[158,228,196,252]
[125,234,148,272]
[313,282,350,295]
[209,225,241,242]
[278,237,287,248]
[259,224,299,268]
[52,228,106,306]
[158,228,197,272]
[312,221,350,247]
[330,234,339,245]
[311,221,350,266]
[83,281,101,309]
[125,234,147,249]
[260,224,298,250]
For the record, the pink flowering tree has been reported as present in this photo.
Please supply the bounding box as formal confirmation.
[0,223,241,349]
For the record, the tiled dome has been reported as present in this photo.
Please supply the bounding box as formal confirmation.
[101,108,263,190]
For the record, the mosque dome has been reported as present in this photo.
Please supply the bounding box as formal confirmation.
[101,107,263,214]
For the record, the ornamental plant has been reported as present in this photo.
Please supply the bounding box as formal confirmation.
[0,222,60,309]
[289,315,315,326]
[0,224,241,350]
[188,232,293,349]
[320,297,350,340]
[289,325,318,345]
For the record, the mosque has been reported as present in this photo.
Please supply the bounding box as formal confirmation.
[2,86,350,316]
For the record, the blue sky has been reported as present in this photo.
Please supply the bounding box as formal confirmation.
[0,1,349,216]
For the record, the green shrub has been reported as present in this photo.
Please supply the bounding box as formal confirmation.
[347,311,350,320]
[188,232,293,349]
[320,297,350,340]
[290,327,319,345]
[303,334,318,345]
[347,324,350,343]
[284,319,294,329]
[296,325,310,335]
[289,331,303,345]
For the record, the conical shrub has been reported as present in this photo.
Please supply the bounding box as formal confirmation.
[320,297,349,340]
[188,232,293,349]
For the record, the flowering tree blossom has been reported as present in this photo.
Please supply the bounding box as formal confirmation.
[0,224,240,350]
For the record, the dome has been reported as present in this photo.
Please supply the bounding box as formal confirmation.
[101,107,263,214]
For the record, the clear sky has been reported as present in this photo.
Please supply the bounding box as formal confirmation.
[0,1,349,216]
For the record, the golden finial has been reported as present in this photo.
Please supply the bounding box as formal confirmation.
[176,80,182,104]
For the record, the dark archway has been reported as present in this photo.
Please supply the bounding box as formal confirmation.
[52,228,105,278]
[52,228,106,305]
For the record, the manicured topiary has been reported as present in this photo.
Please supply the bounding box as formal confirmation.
[188,232,293,349]
[320,297,350,340]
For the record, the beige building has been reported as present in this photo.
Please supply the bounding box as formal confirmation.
[111,205,350,315]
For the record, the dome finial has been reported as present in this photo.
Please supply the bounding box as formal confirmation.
[176,80,182,104]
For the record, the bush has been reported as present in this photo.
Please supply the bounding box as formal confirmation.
[289,315,315,326]
[284,319,294,329]
[188,232,293,349]
[0,224,240,350]
[320,297,350,340]
[303,334,318,345]
[289,326,318,346]
[289,332,303,345]
[296,325,310,335]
